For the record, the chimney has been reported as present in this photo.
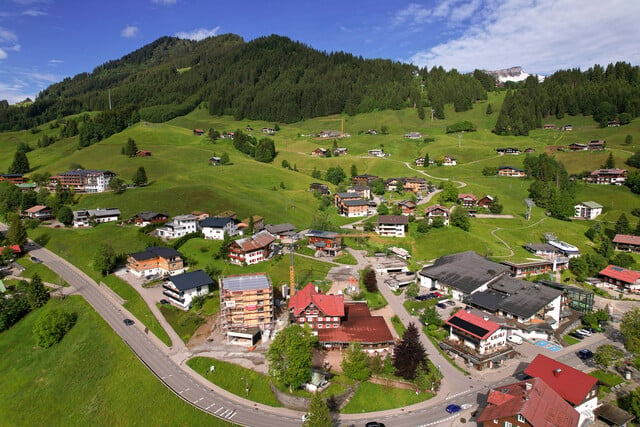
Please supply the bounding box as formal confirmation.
[553,368,562,377]
[524,382,533,390]
[483,316,489,321]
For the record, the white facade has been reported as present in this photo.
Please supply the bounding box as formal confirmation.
[85,172,113,193]
[201,221,238,240]
[574,202,603,219]
[449,321,507,355]
[157,215,198,239]
[376,223,406,237]
[163,283,208,309]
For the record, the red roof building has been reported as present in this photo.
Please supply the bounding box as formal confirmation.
[227,230,276,266]
[613,234,640,252]
[598,265,640,293]
[477,377,580,427]
[425,204,450,225]
[458,193,478,207]
[524,354,599,408]
[289,283,344,320]
[317,302,394,350]
[0,245,22,255]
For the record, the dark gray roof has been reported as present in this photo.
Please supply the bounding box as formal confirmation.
[343,199,369,206]
[265,223,296,235]
[137,211,168,221]
[200,216,234,228]
[306,230,339,239]
[490,276,562,318]
[337,192,360,198]
[169,270,213,291]
[468,290,507,312]
[130,246,181,261]
[377,215,408,225]
[419,251,509,294]
[524,243,557,252]
[221,273,271,292]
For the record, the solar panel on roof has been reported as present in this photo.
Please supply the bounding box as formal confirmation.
[448,316,490,337]
[612,266,624,271]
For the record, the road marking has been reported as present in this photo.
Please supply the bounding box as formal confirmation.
[214,407,224,414]
[226,410,236,419]
[205,403,215,410]
[194,397,204,403]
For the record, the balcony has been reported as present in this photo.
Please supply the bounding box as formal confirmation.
[162,290,185,304]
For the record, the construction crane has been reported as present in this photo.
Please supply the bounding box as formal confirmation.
[319,118,345,136]
[289,239,296,297]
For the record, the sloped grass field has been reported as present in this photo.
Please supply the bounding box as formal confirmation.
[0,296,229,426]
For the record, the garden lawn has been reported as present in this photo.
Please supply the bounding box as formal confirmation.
[20,257,66,286]
[341,381,434,413]
[590,369,625,388]
[158,292,219,343]
[0,296,230,426]
[187,356,282,407]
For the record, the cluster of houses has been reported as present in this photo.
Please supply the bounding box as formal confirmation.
[310,147,348,157]
[414,155,456,167]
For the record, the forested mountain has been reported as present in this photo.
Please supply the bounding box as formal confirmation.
[0,34,496,130]
[494,62,640,135]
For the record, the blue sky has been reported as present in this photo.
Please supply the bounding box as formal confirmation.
[1,0,640,104]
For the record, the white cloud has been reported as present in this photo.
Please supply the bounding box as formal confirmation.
[48,59,63,65]
[23,8,47,16]
[152,0,176,4]
[0,27,18,43]
[0,69,58,104]
[392,3,432,28]
[174,26,220,41]
[409,0,640,75]
[0,48,7,60]
[120,25,139,38]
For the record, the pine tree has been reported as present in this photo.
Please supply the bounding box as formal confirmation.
[6,215,27,246]
[26,273,50,310]
[341,342,371,381]
[57,206,73,226]
[8,150,30,174]
[615,213,631,235]
[603,152,616,169]
[363,268,378,292]
[94,243,117,276]
[393,322,428,380]
[123,137,138,156]
[220,152,230,165]
[350,164,358,177]
[304,392,332,427]
[132,166,148,186]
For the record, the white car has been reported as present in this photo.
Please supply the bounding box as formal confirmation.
[576,329,592,337]
[507,335,523,345]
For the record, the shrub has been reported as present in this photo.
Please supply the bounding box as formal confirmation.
[33,308,77,348]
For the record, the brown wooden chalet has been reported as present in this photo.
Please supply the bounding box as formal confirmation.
[305,230,342,256]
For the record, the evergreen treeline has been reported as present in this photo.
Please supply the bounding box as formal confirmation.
[232,130,276,163]
[0,34,496,130]
[494,62,640,135]
[524,154,576,219]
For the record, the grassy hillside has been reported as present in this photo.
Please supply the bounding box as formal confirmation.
[0,296,230,426]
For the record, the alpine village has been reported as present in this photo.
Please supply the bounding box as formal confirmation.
[3,34,640,427]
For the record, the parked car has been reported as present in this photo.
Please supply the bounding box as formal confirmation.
[415,295,430,301]
[577,349,593,360]
[507,335,523,345]
[576,329,592,337]
[123,319,135,326]
[445,404,461,414]
[365,422,386,427]
[433,291,443,297]
[159,299,170,305]
[570,331,585,340]
[445,300,456,306]
[436,303,447,309]
[584,327,598,334]
[30,256,42,263]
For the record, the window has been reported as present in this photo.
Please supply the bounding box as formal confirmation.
[317,324,323,328]
[333,324,339,328]
[517,415,525,423]
[504,422,512,427]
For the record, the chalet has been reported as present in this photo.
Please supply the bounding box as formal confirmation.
[598,265,640,293]
[127,246,185,278]
[376,215,408,238]
[568,143,588,151]
[319,130,341,138]
[50,169,116,193]
[587,139,606,150]
[220,273,274,343]
[200,216,239,240]
[261,127,276,135]
[414,157,425,167]
[340,199,369,217]
[209,157,222,166]
[245,126,253,132]
[347,185,371,200]
[613,234,640,252]
[24,205,53,220]
[135,150,152,157]
[264,223,296,240]
[458,193,478,207]
[397,200,416,216]
[333,147,348,156]
[241,215,265,232]
[311,147,328,156]
[424,204,450,225]
[72,208,120,226]
[589,168,627,185]
[562,124,574,131]
[403,132,422,139]
[477,378,580,427]
[134,211,169,227]
[524,243,559,257]
[193,129,205,136]
[402,177,427,192]
[0,173,24,184]
[442,155,456,166]
[497,166,526,177]
[543,124,556,129]
[289,283,344,330]
[162,270,213,310]
[524,354,599,425]
[365,129,378,135]
[574,201,602,219]
[477,195,494,209]
[227,230,276,265]
[442,309,515,370]
[305,230,342,256]
[385,178,401,192]
[309,182,330,195]
[156,214,199,239]
[419,251,510,297]
[607,120,620,127]
[368,148,385,157]
[496,147,521,155]
[351,174,379,186]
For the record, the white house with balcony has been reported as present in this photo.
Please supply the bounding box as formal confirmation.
[156,214,199,239]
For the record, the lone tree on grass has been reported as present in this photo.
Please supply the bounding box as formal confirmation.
[132,166,148,186]
[341,342,371,381]
[94,243,117,276]
[304,392,332,427]
[615,213,631,235]
[6,214,27,246]
[393,322,428,380]
[122,137,138,156]
[8,150,30,174]
[266,324,316,392]
[594,344,624,369]
[33,308,77,348]
[26,273,50,310]
[362,267,378,292]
